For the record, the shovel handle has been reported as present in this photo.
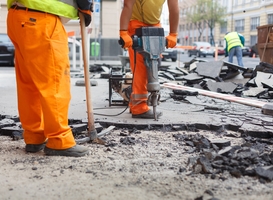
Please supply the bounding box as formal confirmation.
[79,12,97,140]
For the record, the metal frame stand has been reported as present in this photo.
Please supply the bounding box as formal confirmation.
[108,72,132,107]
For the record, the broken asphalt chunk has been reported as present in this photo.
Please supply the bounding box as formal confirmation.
[197,156,214,174]
[242,87,268,97]
[0,126,23,137]
[180,73,203,83]
[195,61,223,79]
[255,166,273,181]
[206,80,238,93]
[162,72,175,80]
[254,71,272,87]
[176,66,189,75]
[70,123,88,136]
[120,136,136,145]
[218,146,232,156]
[209,139,231,149]
[0,118,16,128]
[223,61,247,72]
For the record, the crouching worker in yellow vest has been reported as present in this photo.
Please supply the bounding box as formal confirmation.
[6,0,92,157]
[224,31,245,67]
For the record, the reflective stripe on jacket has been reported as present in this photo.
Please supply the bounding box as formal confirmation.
[7,0,78,19]
[224,32,243,52]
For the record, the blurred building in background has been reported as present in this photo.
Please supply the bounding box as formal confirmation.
[0,0,273,59]
[178,0,273,47]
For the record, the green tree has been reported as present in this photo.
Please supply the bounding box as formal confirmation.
[186,0,226,45]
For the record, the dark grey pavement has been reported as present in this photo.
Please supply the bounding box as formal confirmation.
[1,57,273,137]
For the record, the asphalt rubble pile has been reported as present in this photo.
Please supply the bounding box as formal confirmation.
[172,132,273,183]
[88,58,273,100]
[159,59,273,100]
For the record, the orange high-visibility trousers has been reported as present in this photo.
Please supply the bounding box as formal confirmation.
[127,20,160,115]
[7,9,76,149]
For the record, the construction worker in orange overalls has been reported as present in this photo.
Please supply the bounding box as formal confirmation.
[119,0,179,119]
[6,0,92,157]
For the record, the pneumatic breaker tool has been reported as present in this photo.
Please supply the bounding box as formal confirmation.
[133,27,165,120]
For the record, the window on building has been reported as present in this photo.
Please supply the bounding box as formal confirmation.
[235,19,245,32]
[250,35,257,46]
[250,17,260,31]
[179,24,183,32]
[189,37,192,44]
[179,10,183,18]
[268,14,273,24]
[220,21,227,34]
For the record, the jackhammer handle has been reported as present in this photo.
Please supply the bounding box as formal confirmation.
[118,38,124,47]
[119,35,140,50]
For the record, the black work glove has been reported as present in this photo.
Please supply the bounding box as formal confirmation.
[76,0,93,27]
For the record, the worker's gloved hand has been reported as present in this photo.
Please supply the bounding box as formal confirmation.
[119,30,133,49]
[166,33,178,48]
[76,0,93,27]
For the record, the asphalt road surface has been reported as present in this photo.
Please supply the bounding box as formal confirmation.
[174,52,261,69]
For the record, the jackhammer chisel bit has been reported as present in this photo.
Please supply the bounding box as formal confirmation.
[145,58,161,120]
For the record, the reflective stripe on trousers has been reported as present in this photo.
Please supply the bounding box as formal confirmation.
[7,9,76,149]
[130,93,149,106]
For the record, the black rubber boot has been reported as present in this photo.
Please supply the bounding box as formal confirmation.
[44,145,89,157]
[132,109,162,119]
[26,142,47,153]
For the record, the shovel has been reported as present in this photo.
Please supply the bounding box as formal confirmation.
[76,13,101,144]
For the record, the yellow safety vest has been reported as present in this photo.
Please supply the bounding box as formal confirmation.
[224,32,243,52]
[131,0,166,24]
[7,0,78,19]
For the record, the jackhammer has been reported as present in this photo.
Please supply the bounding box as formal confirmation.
[132,27,166,120]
